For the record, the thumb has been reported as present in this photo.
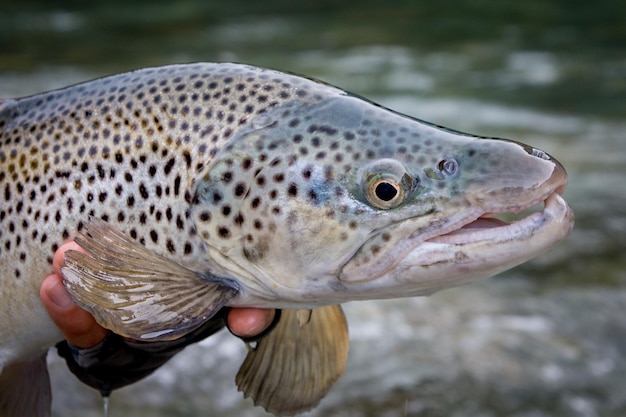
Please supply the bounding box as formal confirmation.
[41,255,108,349]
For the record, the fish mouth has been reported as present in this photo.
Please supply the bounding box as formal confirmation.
[426,151,571,246]
[339,152,573,290]
[426,190,570,245]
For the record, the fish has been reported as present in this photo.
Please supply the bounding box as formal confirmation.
[0,62,574,416]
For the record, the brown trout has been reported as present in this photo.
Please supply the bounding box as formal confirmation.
[0,63,574,416]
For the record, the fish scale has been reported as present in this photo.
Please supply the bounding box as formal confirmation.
[0,63,573,417]
[0,63,339,396]
[0,63,325,277]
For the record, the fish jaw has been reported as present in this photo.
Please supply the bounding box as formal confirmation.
[333,192,573,301]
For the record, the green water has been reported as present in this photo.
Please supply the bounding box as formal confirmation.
[2,0,624,117]
[1,1,625,416]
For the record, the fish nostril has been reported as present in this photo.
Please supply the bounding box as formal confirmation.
[438,159,458,176]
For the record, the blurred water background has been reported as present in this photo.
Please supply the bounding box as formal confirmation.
[1,1,625,416]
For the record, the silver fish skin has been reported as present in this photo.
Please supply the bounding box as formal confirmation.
[0,63,574,416]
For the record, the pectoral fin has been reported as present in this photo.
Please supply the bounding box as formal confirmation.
[0,355,51,417]
[235,304,349,416]
[61,218,239,341]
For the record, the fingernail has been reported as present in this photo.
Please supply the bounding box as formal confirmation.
[48,279,74,309]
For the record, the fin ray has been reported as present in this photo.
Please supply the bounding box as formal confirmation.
[62,218,238,341]
[236,304,349,416]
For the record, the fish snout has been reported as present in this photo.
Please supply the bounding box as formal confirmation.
[521,143,568,196]
[459,138,569,213]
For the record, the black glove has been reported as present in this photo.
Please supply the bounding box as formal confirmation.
[56,309,227,395]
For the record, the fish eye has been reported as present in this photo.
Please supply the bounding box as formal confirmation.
[375,181,398,201]
[362,159,413,210]
[366,176,405,209]
[370,178,402,207]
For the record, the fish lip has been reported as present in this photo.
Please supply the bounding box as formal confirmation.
[426,190,572,245]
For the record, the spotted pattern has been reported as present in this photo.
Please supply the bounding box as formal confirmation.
[0,63,340,283]
[1,62,508,300]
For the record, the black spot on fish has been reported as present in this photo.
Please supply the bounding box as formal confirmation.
[183,151,192,168]
[242,158,253,171]
[287,183,298,197]
[269,157,281,166]
[164,158,175,175]
[308,189,319,204]
[199,211,212,222]
[174,176,181,195]
[222,171,233,184]
[166,239,176,254]
[139,184,149,199]
[218,226,231,238]
[234,183,246,198]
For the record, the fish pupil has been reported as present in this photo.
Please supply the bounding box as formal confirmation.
[375,182,397,201]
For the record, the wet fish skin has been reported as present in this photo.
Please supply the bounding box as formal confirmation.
[0,63,312,362]
[0,63,573,416]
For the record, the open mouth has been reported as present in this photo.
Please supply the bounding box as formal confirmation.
[427,192,567,245]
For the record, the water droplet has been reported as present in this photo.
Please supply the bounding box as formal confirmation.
[101,391,111,417]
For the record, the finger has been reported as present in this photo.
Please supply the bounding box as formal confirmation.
[41,273,108,349]
[43,242,108,349]
[227,308,276,339]
[52,240,85,277]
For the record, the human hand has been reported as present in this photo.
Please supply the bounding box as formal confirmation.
[40,241,276,348]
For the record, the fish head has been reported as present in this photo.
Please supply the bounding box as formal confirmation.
[191,91,573,305]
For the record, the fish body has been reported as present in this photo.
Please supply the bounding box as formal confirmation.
[0,63,574,416]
